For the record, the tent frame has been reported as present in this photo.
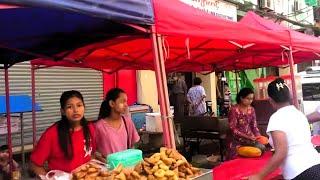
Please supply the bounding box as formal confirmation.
[28,26,177,152]
[4,64,14,174]
[6,30,301,180]
[5,4,319,178]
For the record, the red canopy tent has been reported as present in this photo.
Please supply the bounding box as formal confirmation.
[240,11,320,53]
[30,0,296,150]
[239,11,320,108]
[30,0,320,149]
[0,3,317,177]
[32,2,320,74]
[2,1,319,177]
[238,11,320,69]
[32,1,292,73]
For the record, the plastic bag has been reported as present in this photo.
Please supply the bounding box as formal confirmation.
[45,170,71,180]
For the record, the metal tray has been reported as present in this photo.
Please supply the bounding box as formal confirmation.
[192,169,212,180]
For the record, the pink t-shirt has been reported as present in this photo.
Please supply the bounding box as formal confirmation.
[95,115,140,156]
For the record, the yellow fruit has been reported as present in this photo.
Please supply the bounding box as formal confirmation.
[237,146,262,157]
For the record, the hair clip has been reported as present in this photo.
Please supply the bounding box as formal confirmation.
[276,82,284,91]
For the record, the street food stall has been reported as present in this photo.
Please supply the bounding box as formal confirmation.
[0,95,42,172]
[0,1,153,177]
[1,1,320,179]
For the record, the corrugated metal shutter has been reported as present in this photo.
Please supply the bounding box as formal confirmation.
[0,62,103,147]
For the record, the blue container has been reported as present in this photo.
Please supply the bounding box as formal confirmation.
[131,112,146,129]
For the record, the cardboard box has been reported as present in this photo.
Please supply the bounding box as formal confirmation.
[0,116,20,135]
[145,113,163,132]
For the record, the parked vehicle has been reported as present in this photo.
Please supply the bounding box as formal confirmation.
[299,66,320,134]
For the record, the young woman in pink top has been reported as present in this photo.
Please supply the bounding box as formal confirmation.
[95,88,140,162]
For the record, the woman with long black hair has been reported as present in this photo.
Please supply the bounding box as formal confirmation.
[95,88,139,161]
[30,90,95,177]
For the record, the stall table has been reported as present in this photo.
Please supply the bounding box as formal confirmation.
[194,169,213,180]
[0,95,42,171]
[213,151,282,180]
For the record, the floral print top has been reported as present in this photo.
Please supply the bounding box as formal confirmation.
[226,105,261,160]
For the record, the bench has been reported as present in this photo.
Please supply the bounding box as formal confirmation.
[180,116,228,161]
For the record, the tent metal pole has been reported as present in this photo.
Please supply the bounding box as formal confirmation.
[288,46,299,108]
[151,26,171,148]
[20,113,25,171]
[4,64,14,177]
[31,65,37,147]
[287,30,299,108]
[156,34,176,149]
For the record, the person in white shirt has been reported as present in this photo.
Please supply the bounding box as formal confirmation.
[187,77,206,116]
[307,105,320,123]
[249,78,320,180]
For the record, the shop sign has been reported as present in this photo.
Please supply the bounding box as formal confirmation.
[180,0,238,21]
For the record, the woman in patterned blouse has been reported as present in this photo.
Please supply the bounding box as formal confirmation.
[226,88,264,160]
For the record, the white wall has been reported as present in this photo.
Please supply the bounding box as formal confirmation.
[137,70,159,112]
[196,73,218,114]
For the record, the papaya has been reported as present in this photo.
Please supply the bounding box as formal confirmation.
[237,146,262,158]
[256,135,269,145]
